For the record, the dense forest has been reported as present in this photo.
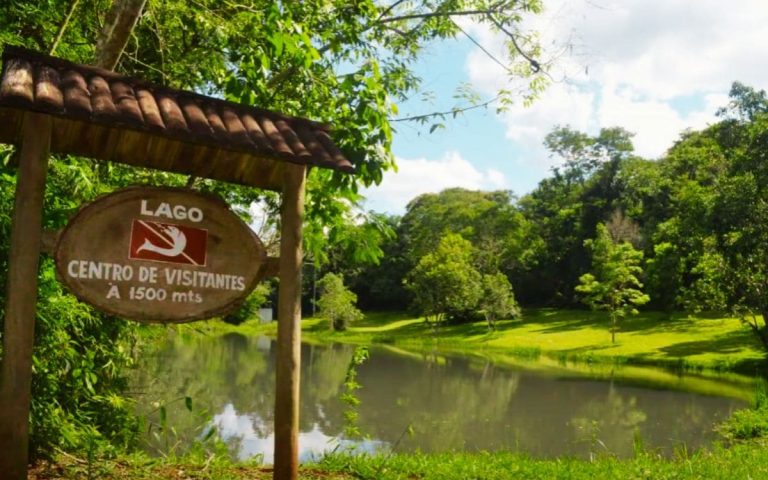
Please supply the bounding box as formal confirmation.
[331,82,768,346]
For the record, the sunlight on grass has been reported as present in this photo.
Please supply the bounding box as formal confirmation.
[304,309,765,376]
[193,308,764,400]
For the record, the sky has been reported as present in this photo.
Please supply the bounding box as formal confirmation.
[360,0,768,214]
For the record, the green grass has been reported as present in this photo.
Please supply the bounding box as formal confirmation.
[314,442,768,480]
[288,309,766,375]
[35,440,768,479]
[197,309,767,374]
[176,309,764,400]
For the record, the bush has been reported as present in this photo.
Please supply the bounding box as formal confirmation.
[479,273,521,329]
[223,282,271,325]
[1,156,141,459]
[316,273,363,331]
[717,407,768,441]
[717,380,768,441]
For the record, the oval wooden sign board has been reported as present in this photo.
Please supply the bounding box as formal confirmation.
[55,187,266,323]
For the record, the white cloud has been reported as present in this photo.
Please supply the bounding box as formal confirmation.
[570,0,768,99]
[597,87,698,158]
[500,83,596,150]
[361,152,509,214]
[461,0,768,160]
[212,403,384,463]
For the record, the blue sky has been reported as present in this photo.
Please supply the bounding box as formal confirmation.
[361,0,768,214]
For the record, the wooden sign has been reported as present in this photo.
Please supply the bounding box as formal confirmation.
[54,186,266,323]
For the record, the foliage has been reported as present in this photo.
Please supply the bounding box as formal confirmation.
[717,381,768,441]
[0,0,553,458]
[516,126,638,305]
[0,156,143,459]
[322,213,405,311]
[576,224,650,343]
[717,406,768,442]
[399,189,527,270]
[316,273,363,331]
[222,283,272,325]
[404,234,482,325]
[25,440,768,479]
[479,273,520,330]
[339,346,369,440]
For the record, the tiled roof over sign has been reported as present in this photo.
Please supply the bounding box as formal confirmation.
[0,46,353,189]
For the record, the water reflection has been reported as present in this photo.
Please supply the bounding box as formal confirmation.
[212,403,384,462]
[131,333,750,462]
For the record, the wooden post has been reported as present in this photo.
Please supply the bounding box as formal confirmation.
[273,164,306,480]
[0,113,52,479]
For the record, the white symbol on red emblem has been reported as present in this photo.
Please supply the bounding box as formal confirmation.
[129,219,207,266]
[137,224,187,257]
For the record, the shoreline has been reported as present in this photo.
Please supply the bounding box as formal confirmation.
[195,309,767,378]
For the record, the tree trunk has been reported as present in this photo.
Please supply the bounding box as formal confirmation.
[758,310,768,352]
[95,0,147,70]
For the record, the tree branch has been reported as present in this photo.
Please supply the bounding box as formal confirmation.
[390,95,500,123]
[379,8,505,24]
[376,0,409,22]
[265,5,525,104]
[486,14,540,73]
[49,0,81,55]
[453,20,511,74]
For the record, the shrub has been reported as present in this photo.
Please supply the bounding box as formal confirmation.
[316,273,363,331]
[223,282,272,325]
[717,381,768,441]
[479,273,521,330]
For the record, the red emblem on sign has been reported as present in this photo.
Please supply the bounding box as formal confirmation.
[128,219,207,266]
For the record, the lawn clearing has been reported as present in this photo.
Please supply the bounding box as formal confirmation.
[298,309,766,374]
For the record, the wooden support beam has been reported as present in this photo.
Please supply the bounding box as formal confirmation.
[261,256,280,279]
[0,113,52,480]
[273,163,306,480]
[39,228,59,255]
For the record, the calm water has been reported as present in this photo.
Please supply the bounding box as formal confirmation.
[131,332,753,463]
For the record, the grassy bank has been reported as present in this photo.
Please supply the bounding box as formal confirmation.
[32,440,768,479]
[208,309,766,375]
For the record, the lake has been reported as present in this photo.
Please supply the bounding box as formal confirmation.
[131,332,754,463]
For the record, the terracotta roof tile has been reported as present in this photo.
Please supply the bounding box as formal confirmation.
[0,46,354,188]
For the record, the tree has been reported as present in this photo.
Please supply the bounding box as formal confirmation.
[405,234,482,326]
[518,126,638,305]
[0,0,553,457]
[479,273,520,330]
[316,273,363,332]
[329,214,412,311]
[399,188,527,266]
[576,224,649,343]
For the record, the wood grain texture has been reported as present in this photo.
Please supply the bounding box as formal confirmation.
[35,66,63,109]
[274,163,307,480]
[0,59,33,104]
[111,81,143,124]
[61,70,91,114]
[0,113,51,480]
[89,75,118,118]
